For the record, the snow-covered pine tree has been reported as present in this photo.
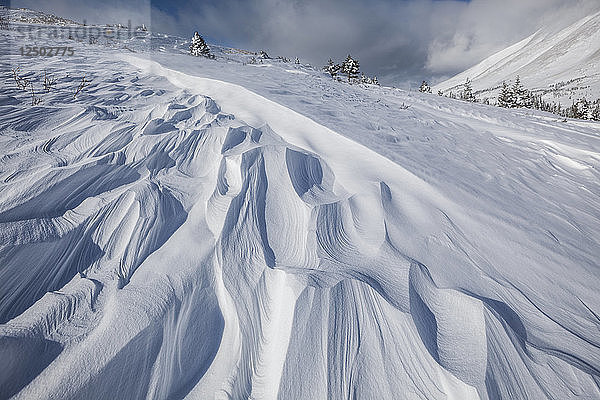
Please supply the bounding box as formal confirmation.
[341,54,360,82]
[190,32,212,58]
[498,81,512,108]
[591,100,600,121]
[372,76,379,86]
[259,50,271,59]
[295,57,300,64]
[460,78,476,102]
[575,98,590,119]
[323,59,340,78]
[522,91,533,108]
[360,73,372,84]
[511,75,532,108]
[438,90,443,96]
[419,81,432,93]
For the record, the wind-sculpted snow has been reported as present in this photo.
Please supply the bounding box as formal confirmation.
[1,23,600,400]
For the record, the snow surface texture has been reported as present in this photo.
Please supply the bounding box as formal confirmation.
[434,11,600,105]
[1,10,600,400]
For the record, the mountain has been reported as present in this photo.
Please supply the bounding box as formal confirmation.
[1,7,80,26]
[1,9,600,400]
[434,11,600,105]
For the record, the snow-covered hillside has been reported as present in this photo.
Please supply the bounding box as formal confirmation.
[1,7,80,27]
[1,9,600,400]
[434,10,600,105]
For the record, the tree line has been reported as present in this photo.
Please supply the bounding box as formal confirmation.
[420,77,600,121]
[323,55,379,85]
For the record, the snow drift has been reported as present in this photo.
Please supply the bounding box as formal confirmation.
[1,10,600,400]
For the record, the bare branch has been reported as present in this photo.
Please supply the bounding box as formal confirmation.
[11,67,30,90]
[43,70,57,92]
[30,84,42,106]
[73,75,89,99]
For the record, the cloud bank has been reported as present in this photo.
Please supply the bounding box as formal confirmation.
[12,0,600,86]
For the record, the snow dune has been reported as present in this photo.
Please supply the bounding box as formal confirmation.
[1,17,600,400]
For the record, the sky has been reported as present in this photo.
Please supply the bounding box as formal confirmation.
[8,0,600,87]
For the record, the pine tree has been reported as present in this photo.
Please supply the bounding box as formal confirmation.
[190,32,214,58]
[460,78,476,102]
[438,90,443,96]
[566,101,578,119]
[372,76,379,86]
[510,75,532,108]
[190,32,212,58]
[523,91,533,108]
[511,76,523,107]
[419,81,432,93]
[259,50,271,59]
[341,54,360,82]
[323,59,340,78]
[576,98,590,119]
[591,100,600,121]
[498,81,512,108]
[295,57,300,64]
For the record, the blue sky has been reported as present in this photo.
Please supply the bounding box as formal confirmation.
[9,0,600,86]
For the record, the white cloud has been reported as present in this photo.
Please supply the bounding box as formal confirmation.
[11,0,600,86]
[425,0,600,76]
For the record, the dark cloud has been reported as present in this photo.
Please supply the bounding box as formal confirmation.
[13,0,600,86]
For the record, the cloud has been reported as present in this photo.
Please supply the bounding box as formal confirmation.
[157,0,600,86]
[11,0,600,86]
[425,0,600,77]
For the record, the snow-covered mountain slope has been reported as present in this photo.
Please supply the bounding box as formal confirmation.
[1,12,600,400]
[434,10,600,104]
[1,7,80,27]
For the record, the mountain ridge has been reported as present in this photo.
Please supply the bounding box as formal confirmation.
[434,10,600,105]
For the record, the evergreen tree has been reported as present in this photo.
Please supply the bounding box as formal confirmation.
[341,54,360,82]
[323,59,341,78]
[295,57,300,64]
[259,50,271,59]
[591,100,600,121]
[576,98,590,119]
[438,90,443,96]
[498,81,512,108]
[189,32,212,58]
[460,78,476,102]
[419,81,432,93]
[511,75,523,107]
[566,101,578,119]
[509,75,532,108]
[372,76,379,86]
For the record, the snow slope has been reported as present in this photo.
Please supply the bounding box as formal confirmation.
[434,10,600,105]
[1,11,600,400]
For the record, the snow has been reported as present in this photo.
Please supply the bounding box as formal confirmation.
[1,8,600,400]
[435,10,600,105]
